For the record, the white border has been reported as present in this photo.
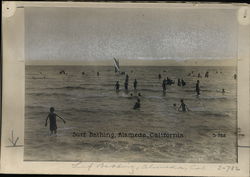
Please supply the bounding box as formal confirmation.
[2,2,250,176]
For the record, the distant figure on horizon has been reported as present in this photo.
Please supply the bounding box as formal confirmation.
[97,72,99,76]
[173,103,177,110]
[115,81,120,91]
[82,72,85,75]
[138,93,142,97]
[181,79,186,87]
[125,74,129,82]
[178,79,181,86]
[222,88,225,94]
[196,80,200,96]
[205,71,209,78]
[133,98,141,110]
[198,73,202,78]
[234,74,237,80]
[60,70,66,75]
[134,79,138,90]
[45,107,66,135]
[158,74,162,79]
[162,78,166,92]
[124,81,128,91]
[178,99,190,112]
[166,77,170,85]
[166,77,174,85]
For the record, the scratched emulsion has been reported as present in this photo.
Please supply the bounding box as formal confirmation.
[24,65,237,162]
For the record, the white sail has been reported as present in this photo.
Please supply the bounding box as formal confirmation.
[113,58,120,73]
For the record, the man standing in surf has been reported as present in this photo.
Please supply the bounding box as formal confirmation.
[45,107,66,135]
[196,80,200,96]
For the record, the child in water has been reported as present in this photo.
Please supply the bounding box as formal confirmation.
[128,93,134,99]
[173,103,177,110]
[133,98,141,110]
[45,107,66,135]
[178,99,190,112]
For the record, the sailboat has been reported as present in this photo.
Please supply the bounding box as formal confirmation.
[113,57,120,73]
[113,58,125,75]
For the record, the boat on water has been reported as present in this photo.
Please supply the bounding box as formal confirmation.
[113,57,125,75]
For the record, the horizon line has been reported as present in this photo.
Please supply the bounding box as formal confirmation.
[25,58,237,66]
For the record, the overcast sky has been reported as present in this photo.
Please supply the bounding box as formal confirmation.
[25,7,238,61]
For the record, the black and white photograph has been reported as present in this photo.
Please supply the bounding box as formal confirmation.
[24,6,237,163]
[2,1,250,176]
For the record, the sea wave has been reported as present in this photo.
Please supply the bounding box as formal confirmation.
[62,107,148,116]
[195,110,231,118]
[27,92,72,97]
[199,96,233,101]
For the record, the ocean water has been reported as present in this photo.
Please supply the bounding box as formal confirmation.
[24,65,237,162]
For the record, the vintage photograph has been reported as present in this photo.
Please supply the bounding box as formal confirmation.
[24,6,238,163]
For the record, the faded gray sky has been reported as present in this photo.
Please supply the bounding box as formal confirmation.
[25,7,238,61]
